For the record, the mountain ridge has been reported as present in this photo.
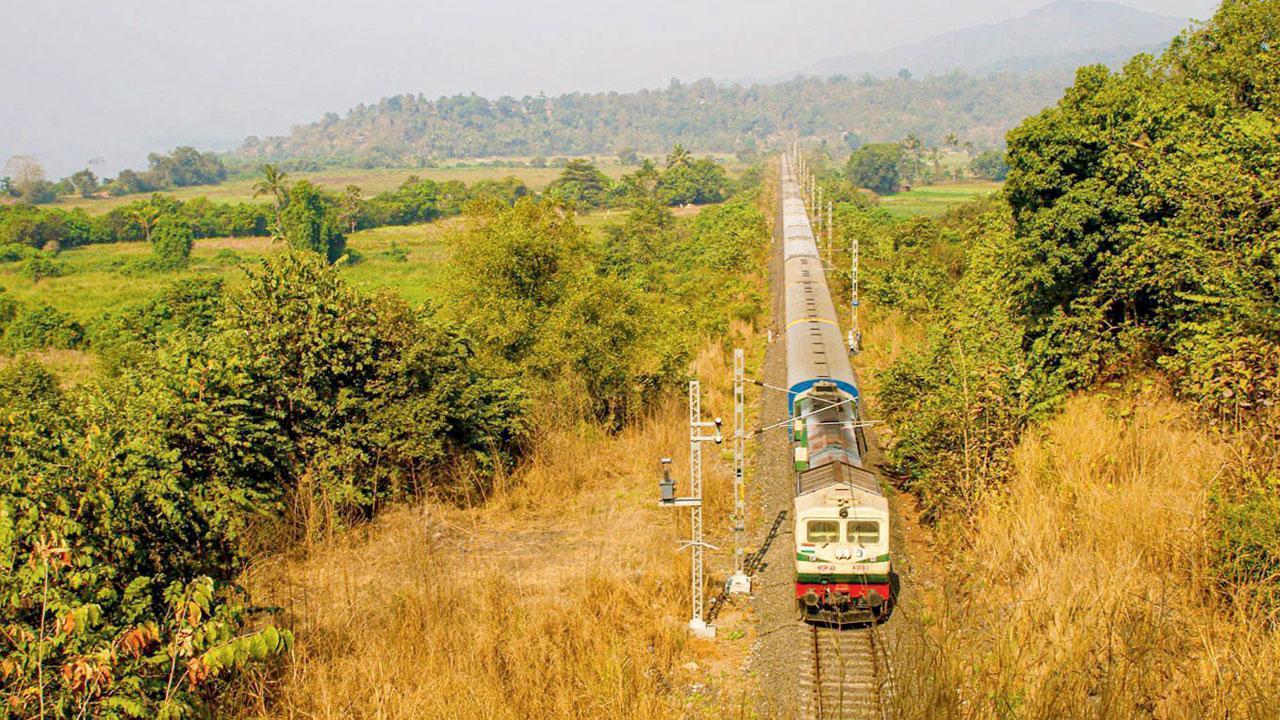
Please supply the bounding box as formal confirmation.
[796,0,1191,79]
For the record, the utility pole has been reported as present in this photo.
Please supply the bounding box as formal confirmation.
[727,349,750,594]
[816,186,823,235]
[849,231,861,353]
[658,381,722,638]
[827,200,834,267]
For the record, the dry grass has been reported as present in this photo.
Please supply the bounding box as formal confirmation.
[0,349,99,388]
[891,388,1280,719]
[235,332,760,720]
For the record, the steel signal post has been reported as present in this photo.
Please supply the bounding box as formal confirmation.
[657,381,722,638]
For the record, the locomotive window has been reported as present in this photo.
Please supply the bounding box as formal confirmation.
[847,521,880,545]
[806,520,840,544]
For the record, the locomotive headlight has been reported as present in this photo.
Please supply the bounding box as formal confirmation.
[839,507,849,518]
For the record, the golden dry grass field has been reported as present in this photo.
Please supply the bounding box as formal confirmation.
[851,306,1280,720]
[235,328,766,720]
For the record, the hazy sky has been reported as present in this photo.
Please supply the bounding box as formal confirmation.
[1,0,1219,176]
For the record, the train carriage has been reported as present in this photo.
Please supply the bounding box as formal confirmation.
[781,156,892,624]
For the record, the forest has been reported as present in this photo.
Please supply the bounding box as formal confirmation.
[234,72,1071,169]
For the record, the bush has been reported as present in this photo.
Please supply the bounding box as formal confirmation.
[93,277,225,371]
[2,303,85,351]
[150,215,195,269]
[1211,473,1280,610]
[381,243,409,263]
[0,243,36,263]
[22,254,63,281]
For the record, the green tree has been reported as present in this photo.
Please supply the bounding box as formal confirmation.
[252,164,289,237]
[847,143,904,195]
[545,160,612,208]
[69,168,99,197]
[970,150,1008,181]
[446,198,588,365]
[279,180,346,262]
[339,184,364,233]
[666,144,692,169]
[151,215,194,268]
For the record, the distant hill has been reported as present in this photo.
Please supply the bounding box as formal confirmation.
[232,1,1194,168]
[798,1,1190,79]
[235,73,1070,168]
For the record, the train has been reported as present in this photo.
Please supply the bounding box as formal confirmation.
[781,155,892,624]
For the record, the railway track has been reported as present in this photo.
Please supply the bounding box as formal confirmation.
[798,622,892,720]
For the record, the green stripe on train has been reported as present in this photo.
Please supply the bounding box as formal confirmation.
[795,553,891,563]
[796,573,891,584]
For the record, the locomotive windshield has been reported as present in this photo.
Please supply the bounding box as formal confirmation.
[806,520,840,543]
[847,520,880,545]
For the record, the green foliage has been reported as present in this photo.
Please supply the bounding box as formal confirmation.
[847,143,904,195]
[879,288,1033,518]
[69,168,99,198]
[280,181,347,262]
[101,147,228,196]
[20,180,58,204]
[0,251,528,715]
[447,193,765,425]
[545,160,612,208]
[381,242,410,263]
[92,277,226,372]
[234,74,1065,166]
[1211,473,1280,611]
[447,198,588,365]
[149,216,194,269]
[146,146,227,188]
[969,150,1009,180]
[0,243,38,263]
[1000,0,1280,408]
[0,289,15,334]
[873,0,1280,532]
[655,158,729,206]
[22,254,64,282]
[2,303,85,351]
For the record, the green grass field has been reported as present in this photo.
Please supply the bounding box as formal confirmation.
[0,203,710,330]
[0,221,457,325]
[880,181,1002,218]
[48,164,639,215]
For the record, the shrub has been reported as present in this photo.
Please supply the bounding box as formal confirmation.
[381,243,409,263]
[22,254,64,282]
[150,215,195,269]
[1211,473,1280,611]
[0,242,36,263]
[2,303,85,351]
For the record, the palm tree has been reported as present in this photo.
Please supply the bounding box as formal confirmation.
[131,205,161,243]
[901,135,923,185]
[253,164,289,239]
[666,144,692,169]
